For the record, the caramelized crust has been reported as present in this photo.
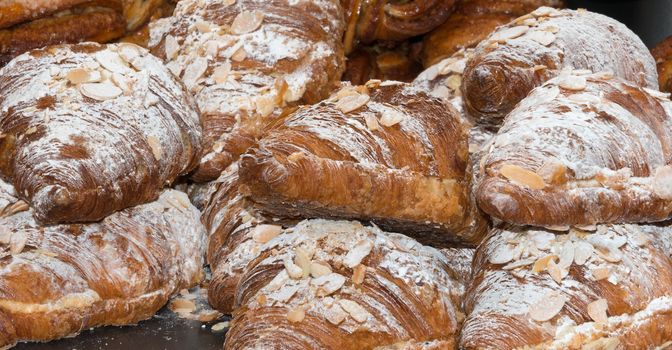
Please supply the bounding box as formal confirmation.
[0,0,121,29]
[149,0,346,182]
[652,35,672,93]
[0,43,202,224]
[475,72,672,228]
[0,184,205,348]
[421,0,565,67]
[461,8,658,127]
[238,81,487,247]
[462,224,672,349]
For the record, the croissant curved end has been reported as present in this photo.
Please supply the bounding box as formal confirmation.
[475,179,522,223]
[31,184,76,224]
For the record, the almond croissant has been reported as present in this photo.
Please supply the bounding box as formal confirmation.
[0,42,202,224]
[475,72,672,228]
[461,224,672,349]
[149,0,346,181]
[238,80,487,247]
[461,7,658,128]
[0,183,206,348]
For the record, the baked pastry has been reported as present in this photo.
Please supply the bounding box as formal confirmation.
[343,42,423,86]
[121,0,177,47]
[461,7,658,127]
[461,224,672,349]
[0,183,206,348]
[342,0,457,54]
[149,0,346,181]
[475,72,672,228]
[652,35,672,93]
[0,42,202,224]
[203,201,467,350]
[420,0,565,67]
[238,81,488,247]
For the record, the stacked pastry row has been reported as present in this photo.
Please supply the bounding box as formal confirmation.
[0,42,208,347]
[415,6,672,349]
[0,0,176,66]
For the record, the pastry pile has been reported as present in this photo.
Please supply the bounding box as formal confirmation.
[0,0,671,349]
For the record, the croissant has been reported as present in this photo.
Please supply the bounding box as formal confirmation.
[342,0,457,54]
[652,35,672,93]
[343,43,423,86]
[148,0,346,182]
[0,183,206,348]
[0,42,202,224]
[238,80,487,247]
[461,223,672,349]
[120,0,177,47]
[475,71,672,228]
[420,0,565,67]
[461,7,658,127]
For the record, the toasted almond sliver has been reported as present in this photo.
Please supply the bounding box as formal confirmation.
[66,68,94,84]
[546,260,564,283]
[587,298,609,324]
[252,224,282,243]
[313,273,346,296]
[532,254,557,273]
[592,266,611,280]
[379,109,405,127]
[294,247,311,278]
[489,244,515,265]
[338,299,369,323]
[95,50,131,74]
[343,240,374,268]
[80,82,122,101]
[310,261,332,278]
[164,35,180,60]
[445,74,462,91]
[211,321,230,332]
[284,258,303,279]
[364,114,380,131]
[527,30,556,46]
[529,291,567,322]
[287,307,305,323]
[352,264,366,284]
[230,10,265,35]
[325,303,347,325]
[169,298,196,312]
[558,241,575,269]
[231,47,247,62]
[491,25,529,42]
[336,93,370,114]
[653,165,672,200]
[500,164,546,190]
[558,75,587,91]
[502,257,536,270]
[147,135,162,160]
[213,61,232,84]
[573,241,593,265]
[182,57,208,90]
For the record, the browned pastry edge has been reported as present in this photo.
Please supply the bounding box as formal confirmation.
[0,0,123,29]
[652,35,672,93]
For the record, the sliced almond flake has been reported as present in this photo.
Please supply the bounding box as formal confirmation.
[440,59,466,75]
[343,240,373,268]
[80,82,122,101]
[231,47,247,62]
[252,224,282,243]
[111,73,131,94]
[213,61,232,84]
[325,303,347,325]
[587,298,608,324]
[310,261,332,278]
[95,50,131,74]
[266,270,290,292]
[284,258,303,279]
[533,65,547,72]
[182,57,208,90]
[529,291,567,322]
[503,257,536,270]
[588,236,623,263]
[532,7,560,17]
[211,321,229,332]
[117,43,143,66]
[500,164,546,189]
[164,35,180,60]
[230,11,264,35]
[313,273,346,296]
[445,74,462,91]
[66,68,99,84]
[653,165,672,200]
[567,93,601,104]
[533,254,557,273]
[572,69,593,76]
[573,241,593,265]
[583,338,619,350]
[336,94,370,114]
[294,247,311,278]
[558,241,575,269]
[379,109,405,127]
[592,266,611,281]
[530,231,555,251]
[527,31,556,46]
[166,61,183,77]
[543,25,560,33]
[284,85,306,103]
[490,26,529,42]
[169,298,196,312]
[593,71,614,80]
[352,264,366,284]
[287,307,305,323]
[338,299,370,323]
[194,20,211,33]
[198,310,222,322]
[9,231,26,255]
[364,114,380,131]
[558,75,587,91]
[147,135,162,160]
[546,260,564,283]
[631,230,650,247]
[522,17,538,27]
[490,244,515,265]
[255,94,276,117]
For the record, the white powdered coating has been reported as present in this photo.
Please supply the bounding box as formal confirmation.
[223,219,463,339]
[148,0,345,174]
[0,181,206,343]
[0,43,202,222]
[462,223,672,348]
[414,48,473,117]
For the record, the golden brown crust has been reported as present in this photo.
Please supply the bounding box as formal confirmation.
[421,0,565,67]
[475,72,672,228]
[238,81,487,247]
[652,35,672,93]
[148,0,346,182]
[0,186,205,347]
[461,8,658,128]
[0,0,121,29]
[462,224,672,349]
[343,43,423,86]
[0,43,202,224]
